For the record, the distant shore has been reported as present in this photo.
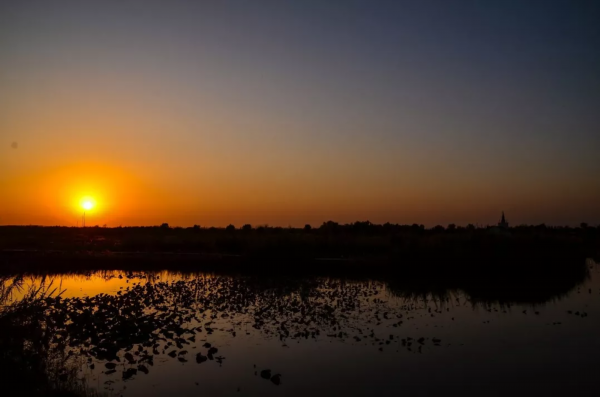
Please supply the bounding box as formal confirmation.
[1,224,598,277]
[0,248,387,275]
[1,224,598,307]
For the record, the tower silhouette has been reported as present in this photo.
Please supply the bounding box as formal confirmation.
[498,211,509,228]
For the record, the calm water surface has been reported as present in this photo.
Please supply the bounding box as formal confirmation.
[6,261,600,396]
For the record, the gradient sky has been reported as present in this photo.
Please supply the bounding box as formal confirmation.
[1,0,599,227]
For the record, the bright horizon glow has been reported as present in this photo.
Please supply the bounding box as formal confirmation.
[81,197,95,211]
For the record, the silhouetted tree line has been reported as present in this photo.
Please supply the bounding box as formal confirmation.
[1,222,599,263]
[3,221,596,234]
[114,220,600,235]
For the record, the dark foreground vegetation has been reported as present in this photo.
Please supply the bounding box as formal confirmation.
[0,276,103,397]
[1,259,595,396]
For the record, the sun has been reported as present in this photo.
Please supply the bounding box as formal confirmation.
[80,197,96,211]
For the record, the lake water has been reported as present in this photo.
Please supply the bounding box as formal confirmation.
[4,260,600,396]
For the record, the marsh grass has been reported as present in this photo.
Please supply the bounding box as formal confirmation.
[0,276,104,397]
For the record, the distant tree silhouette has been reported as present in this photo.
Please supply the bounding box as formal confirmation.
[160,223,169,229]
[352,221,373,233]
[320,221,340,233]
[581,222,588,229]
[225,224,236,232]
[304,224,312,231]
[242,224,253,232]
[193,224,201,230]
[447,224,456,231]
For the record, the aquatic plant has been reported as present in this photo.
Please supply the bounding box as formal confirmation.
[0,276,106,396]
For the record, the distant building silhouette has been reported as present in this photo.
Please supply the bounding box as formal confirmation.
[498,211,509,229]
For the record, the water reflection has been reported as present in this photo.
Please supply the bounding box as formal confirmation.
[1,260,599,396]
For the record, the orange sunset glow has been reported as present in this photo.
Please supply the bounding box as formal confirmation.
[1,1,599,228]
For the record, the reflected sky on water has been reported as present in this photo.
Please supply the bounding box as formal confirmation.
[4,260,600,396]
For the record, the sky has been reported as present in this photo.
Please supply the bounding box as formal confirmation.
[1,0,599,227]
